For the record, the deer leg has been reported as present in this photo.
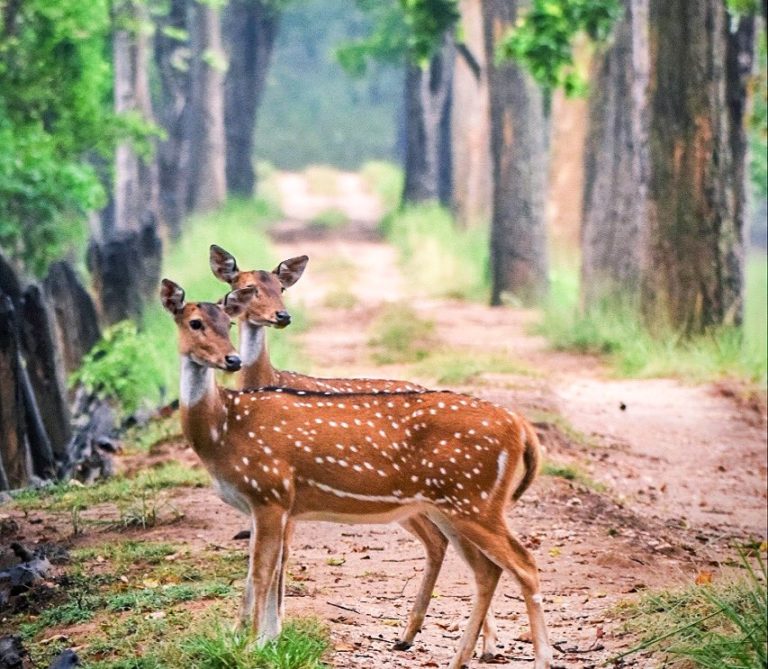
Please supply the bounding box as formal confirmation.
[453,518,553,669]
[276,517,295,619]
[238,516,257,627]
[394,514,449,650]
[250,505,287,643]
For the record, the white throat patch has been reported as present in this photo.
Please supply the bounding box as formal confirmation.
[180,356,214,407]
[240,322,266,366]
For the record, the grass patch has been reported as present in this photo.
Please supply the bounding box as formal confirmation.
[368,303,437,364]
[360,160,403,214]
[615,556,767,668]
[309,208,348,230]
[542,460,606,492]
[538,254,768,385]
[528,409,596,449]
[11,461,207,512]
[323,288,358,309]
[413,349,536,385]
[382,203,490,301]
[182,619,330,669]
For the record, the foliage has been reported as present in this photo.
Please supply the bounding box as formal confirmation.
[0,0,151,274]
[70,321,164,417]
[616,555,767,668]
[499,0,622,97]
[382,203,490,301]
[336,0,459,74]
[538,255,768,384]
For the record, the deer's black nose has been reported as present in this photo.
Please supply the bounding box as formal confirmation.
[275,310,291,325]
[225,354,242,371]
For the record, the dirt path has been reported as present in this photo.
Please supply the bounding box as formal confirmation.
[261,173,767,667]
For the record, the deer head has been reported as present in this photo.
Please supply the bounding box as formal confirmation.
[209,245,308,329]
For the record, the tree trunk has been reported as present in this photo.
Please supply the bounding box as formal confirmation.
[484,0,549,306]
[402,35,455,206]
[19,285,70,460]
[644,0,755,332]
[186,0,227,213]
[581,0,649,308]
[223,0,279,197]
[0,295,32,490]
[452,0,492,227]
[155,0,193,236]
[110,1,160,238]
[42,261,101,375]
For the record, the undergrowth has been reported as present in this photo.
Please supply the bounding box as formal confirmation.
[616,555,767,668]
[538,254,768,385]
[360,160,403,214]
[381,203,490,301]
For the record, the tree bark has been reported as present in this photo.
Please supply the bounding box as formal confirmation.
[645,0,755,332]
[0,295,32,490]
[402,35,455,206]
[155,0,193,236]
[452,0,492,227]
[581,0,649,308]
[484,0,549,306]
[223,0,279,197]
[186,0,227,213]
[109,1,160,239]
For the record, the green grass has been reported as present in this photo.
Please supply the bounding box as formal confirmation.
[368,303,438,364]
[382,203,490,301]
[11,461,207,512]
[360,160,403,214]
[542,460,606,492]
[538,253,768,385]
[413,349,537,385]
[181,619,330,669]
[309,208,348,230]
[616,556,767,668]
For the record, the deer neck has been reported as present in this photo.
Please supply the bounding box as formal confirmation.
[179,355,226,458]
[239,321,278,388]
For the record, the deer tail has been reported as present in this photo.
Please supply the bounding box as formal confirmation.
[511,418,542,502]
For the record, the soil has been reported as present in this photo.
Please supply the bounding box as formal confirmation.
[3,173,766,668]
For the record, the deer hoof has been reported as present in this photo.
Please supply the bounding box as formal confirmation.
[392,640,413,651]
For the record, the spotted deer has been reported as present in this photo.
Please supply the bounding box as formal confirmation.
[209,244,503,654]
[161,278,553,669]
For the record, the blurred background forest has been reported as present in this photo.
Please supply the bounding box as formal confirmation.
[0,0,766,488]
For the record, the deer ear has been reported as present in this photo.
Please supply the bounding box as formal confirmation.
[210,244,240,284]
[160,279,185,315]
[273,255,308,288]
[223,286,256,318]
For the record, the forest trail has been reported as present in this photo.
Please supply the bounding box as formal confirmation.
[264,172,767,667]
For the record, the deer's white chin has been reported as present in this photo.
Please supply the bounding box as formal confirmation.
[180,355,215,407]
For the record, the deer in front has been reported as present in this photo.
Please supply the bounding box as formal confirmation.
[209,244,505,655]
[160,278,553,669]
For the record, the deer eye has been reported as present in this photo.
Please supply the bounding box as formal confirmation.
[189,319,203,330]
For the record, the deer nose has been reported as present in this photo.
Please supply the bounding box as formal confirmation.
[275,310,291,325]
[225,354,241,371]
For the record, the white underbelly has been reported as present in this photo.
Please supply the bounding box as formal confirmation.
[211,477,250,515]
[294,502,429,525]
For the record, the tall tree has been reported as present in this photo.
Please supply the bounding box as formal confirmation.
[580,0,649,308]
[644,0,755,332]
[451,0,491,227]
[186,0,227,212]
[223,0,280,197]
[484,0,549,305]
